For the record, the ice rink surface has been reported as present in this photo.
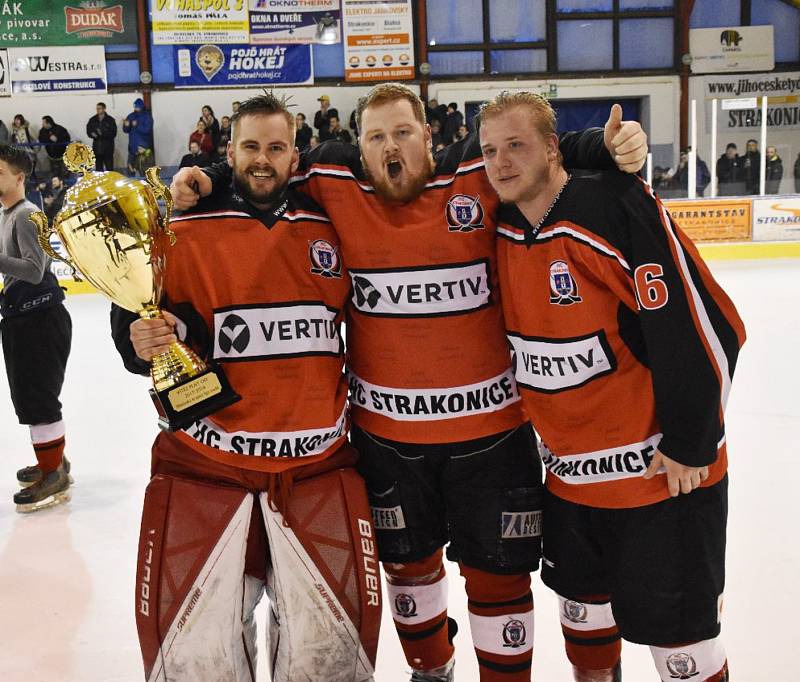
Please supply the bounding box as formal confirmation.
[0,258,797,682]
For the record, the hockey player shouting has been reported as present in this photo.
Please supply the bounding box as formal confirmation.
[112,94,380,681]
[0,144,72,513]
[170,83,647,681]
[479,91,744,681]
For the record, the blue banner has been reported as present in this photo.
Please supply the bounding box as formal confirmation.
[173,43,313,88]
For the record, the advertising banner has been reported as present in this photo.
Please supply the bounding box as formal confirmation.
[664,198,752,242]
[9,45,106,95]
[690,26,774,74]
[0,49,10,96]
[0,0,138,47]
[249,0,340,44]
[174,43,312,88]
[151,0,249,44]
[702,71,800,132]
[752,197,800,242]
[342,0,414,82]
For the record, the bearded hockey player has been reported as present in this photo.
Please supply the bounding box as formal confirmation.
[111,93,380,681]
[480,91,744,682]
[0,143,72,513]
[170,83,647,681]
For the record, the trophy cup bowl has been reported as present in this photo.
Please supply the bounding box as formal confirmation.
[31,142,239,431]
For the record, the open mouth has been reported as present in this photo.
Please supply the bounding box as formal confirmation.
[249,169,275,180]
[386,160,402,179]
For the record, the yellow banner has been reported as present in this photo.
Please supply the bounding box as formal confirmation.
[663,198,752,242]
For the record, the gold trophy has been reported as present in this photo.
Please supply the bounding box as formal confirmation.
[32,142,240,431]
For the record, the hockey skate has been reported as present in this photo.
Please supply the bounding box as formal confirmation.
[14,462,71,513]
[410,659,455,682]
[17,456,72,488]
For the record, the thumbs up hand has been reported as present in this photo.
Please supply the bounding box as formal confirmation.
[604,103,648,173]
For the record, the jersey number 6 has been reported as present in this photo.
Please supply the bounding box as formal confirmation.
[634,263,669,311]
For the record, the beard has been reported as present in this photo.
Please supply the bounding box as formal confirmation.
[364,151,435,204]
[232,165,288,208]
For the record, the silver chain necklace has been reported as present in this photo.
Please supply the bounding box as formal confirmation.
[531,173,572,236]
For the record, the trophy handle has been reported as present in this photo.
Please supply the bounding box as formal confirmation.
[29,210,83,282]
[144,166,177,246]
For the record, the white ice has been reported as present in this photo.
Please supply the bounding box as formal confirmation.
[0,258,797,681]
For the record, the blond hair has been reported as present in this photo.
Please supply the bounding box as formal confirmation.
[478,91,557,140]
[356,83,426,135]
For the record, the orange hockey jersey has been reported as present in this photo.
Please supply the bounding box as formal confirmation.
[497,171,746,508]
[207,131,615,444]
[115,189,350,474]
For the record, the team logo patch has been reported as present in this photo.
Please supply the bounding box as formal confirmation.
[446,194,485,232]
[309,239,342,278]
[218,313,250,354]
[195,44,225,82]
[549,260,582,305]
[394,593,417,618]
[502,619,527,648]
[562,600,588,624]
[665,653,700,679]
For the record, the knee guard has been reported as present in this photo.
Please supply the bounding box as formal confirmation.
[650,638,727,681]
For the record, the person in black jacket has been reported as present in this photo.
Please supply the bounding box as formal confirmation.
[442,102,463,145]
[765,145,783,195]
[38,116,70,179]
[295,113,313,151]
[314,95,339,141]
[716,143,745,196]
[86,102,117,172]
[795,153,800,193]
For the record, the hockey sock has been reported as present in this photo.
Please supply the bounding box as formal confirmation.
[29,421,66,474]
[556,594,621,682]
[650,638,728,681]
[461,564,533,681]
[384,549,454,673]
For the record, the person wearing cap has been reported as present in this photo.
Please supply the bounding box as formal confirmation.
[314,94,339,142]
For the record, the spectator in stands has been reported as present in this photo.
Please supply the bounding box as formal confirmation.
[189,119,214,157]
[425,98,445,128]
[86,102,117,172]
[456,123,469,141]
[40,175,67,221]
[122,98,154,177]
[11,115,36,177]
[349,110,358,142]
[795,153,800,193]
[430,118,443,150]
[210,142,227,165]
[651,166,671,192]
[314,95,339,141]
[38,116,70,179]
[744,138,761,194]
[716,143,745,196]
[443,102,464,145]
[200,105,220,146]
[219,116,232,146]
[232,101,241,115]
[0,119,8,144]
[665,146,710,197]
[326,115,352,144]
[295,113,313,151]
[765,145,783,195]
[179,140,209,169]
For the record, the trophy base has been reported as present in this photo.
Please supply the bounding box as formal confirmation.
[149,364,241,432]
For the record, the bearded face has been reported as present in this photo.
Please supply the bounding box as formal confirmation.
[359,99,435,204]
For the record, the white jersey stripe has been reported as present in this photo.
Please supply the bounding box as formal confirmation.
[497,226,525,242]
[180,405,348,458]
[172,211,251,222]
[536,225,631,271]
[386,575,448,624]
[645,182,733,409]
